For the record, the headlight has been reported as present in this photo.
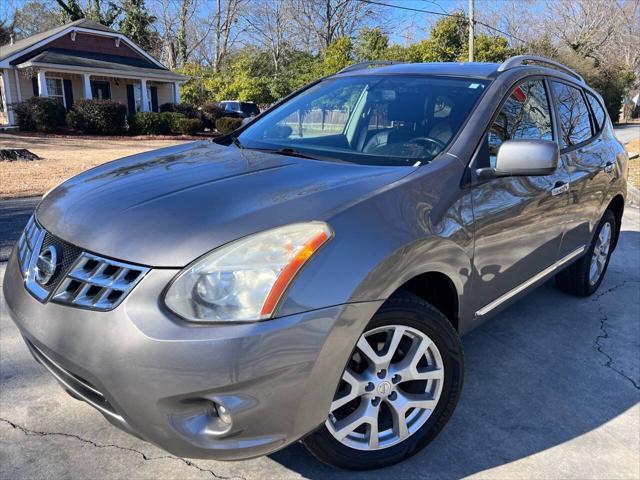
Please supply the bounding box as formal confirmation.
[164,222,332,322]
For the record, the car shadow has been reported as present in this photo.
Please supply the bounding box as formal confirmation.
[268,230,640,479]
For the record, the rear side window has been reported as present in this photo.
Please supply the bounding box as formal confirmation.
[586,92,606,131]
[487,79,553,164]
[551,81,593,148]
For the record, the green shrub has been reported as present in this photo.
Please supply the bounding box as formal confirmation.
[159,111,185,133]
[200,103,224,129]
[13,97,65,132]
[174,117,203,135]
[66,99,127,134]
[215,116,243,134]
[159,102,199,118]
[129,112,171,135]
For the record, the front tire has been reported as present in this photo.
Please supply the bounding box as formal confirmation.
[302,294,463,470]
[555,209,616,297]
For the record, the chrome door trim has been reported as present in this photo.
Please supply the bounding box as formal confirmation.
[474,245,586,318]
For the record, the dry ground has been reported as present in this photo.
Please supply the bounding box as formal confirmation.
[0,133,190,199]
[626,138,640,188]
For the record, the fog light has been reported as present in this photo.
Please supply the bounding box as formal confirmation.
[216,404,232,425]
[205,401,233,436]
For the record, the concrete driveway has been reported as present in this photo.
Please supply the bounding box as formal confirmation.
[1,199,639,480]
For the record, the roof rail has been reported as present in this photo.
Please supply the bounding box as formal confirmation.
[497,55,584,82]
[337,61,401,74]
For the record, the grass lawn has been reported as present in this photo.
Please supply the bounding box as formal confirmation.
[0,133,191,199]
[626,138,640,189]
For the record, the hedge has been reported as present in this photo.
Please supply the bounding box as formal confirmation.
[129,111,203,135]
[215,116,243,134]
[200,103,224,129]
[13,97,65,132]
[66,100,127,134]
[174,117,203,135]
[159,102,199,118]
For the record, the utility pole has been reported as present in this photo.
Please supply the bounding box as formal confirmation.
[468,0,475,62]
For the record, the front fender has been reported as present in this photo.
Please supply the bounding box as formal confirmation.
[277,156,474,329]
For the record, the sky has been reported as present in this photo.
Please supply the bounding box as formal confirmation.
[1,0,547,47]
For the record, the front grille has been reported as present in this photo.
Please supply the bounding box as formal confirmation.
[40,232,83,292]
[16,215,41,275]
[25,339,122,421]
[51,253,148,310]
[17,215,149,311]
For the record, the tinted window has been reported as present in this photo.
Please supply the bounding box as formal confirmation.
[551,81,593,147]
[238,76,488,166]
[487,79,553,165]
[241,103,260,116]
[586,92,606,130]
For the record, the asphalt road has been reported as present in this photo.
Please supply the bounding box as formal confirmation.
[614,124,640,145]
[1,199,639,480]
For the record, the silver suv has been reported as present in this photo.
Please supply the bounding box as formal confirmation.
[4,56,627,470]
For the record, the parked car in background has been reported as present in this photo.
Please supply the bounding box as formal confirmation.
[219,100,260,118]
[4,56,627,471]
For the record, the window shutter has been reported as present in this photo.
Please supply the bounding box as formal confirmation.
[32,77,39,96]
[63,79,74,110]
[126,84,135,114]
[150,86,158,112]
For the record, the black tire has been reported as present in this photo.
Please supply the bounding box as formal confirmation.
[555,209,616,297]
[302,294,464,470]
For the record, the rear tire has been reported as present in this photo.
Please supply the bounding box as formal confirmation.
[302,294,463,470]
[555,209,616,297]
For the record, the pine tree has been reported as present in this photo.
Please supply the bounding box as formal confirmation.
[119,0,156,51]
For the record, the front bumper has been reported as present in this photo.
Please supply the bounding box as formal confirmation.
[3,248,382,460]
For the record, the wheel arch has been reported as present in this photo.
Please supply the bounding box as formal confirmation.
[387,271,460,332]
[606,194,624,251]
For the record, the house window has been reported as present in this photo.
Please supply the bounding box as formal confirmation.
[133,84,152,112]
[46,78,65,107]
[0,82,4,112]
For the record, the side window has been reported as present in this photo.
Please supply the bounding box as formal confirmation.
[586,91,606,131]
[551,81,593,148]
[487,79,553,166]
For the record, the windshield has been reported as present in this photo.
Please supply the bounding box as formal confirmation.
[237,75,488,166]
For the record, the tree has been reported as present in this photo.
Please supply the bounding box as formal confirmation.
[410,12,467,63]
[292,0,377,53]
[354,27,388,61]
[244,0,291,75]
[55,0,120,26]
[12,1,59,39]
[318,36,353,76]
[0,20,14,46]
[119,0,157,52]
[211,0,243,72]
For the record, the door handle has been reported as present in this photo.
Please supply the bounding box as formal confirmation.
[604,161,615,174]
[551,181,569,196]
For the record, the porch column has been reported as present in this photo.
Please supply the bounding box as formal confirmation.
[83,73,92,99]
[173,82,181,103]
[1,69,15,125]
[140,79,149,112]
[37,70,48,96]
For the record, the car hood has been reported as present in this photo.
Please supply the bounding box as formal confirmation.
[37,141,412,266]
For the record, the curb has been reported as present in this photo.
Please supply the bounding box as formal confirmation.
[627,184,640,208]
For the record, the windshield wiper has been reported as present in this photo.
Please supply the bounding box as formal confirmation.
[257,147,318,160]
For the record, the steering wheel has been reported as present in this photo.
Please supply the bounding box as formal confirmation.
[407,136,447,152]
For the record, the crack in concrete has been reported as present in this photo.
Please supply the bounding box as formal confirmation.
[0,418,246,480]
[591,280,640,390]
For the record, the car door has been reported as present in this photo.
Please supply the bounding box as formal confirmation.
[469,77,570,320]
[550,82,613,257]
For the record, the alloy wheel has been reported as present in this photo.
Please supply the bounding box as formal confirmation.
[326,325,444,451]
[589,221,612,286]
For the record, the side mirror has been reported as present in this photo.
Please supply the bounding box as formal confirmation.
[241,117,252,126]
[476,139,559,180]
